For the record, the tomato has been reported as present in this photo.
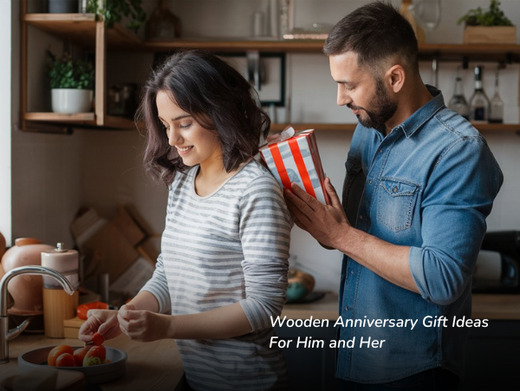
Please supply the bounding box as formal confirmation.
[92,332,105,346]
[83,345,106,367]
[76,301,109,320]
[47,345,74,366]
[73,347,91,367]
[56,353,76,367]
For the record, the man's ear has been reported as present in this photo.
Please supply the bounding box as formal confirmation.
[385,65,405,93]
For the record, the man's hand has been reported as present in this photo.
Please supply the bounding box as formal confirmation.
[284,178,350,249]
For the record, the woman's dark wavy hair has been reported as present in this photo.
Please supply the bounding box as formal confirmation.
[323,1,419,74]
[136,49,270,185]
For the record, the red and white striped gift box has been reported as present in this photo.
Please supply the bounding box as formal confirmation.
[260,129,329,205]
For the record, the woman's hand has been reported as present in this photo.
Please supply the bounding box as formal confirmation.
[78,309,121,343]
[117,304,174,342]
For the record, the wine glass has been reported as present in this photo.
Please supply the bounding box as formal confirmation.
[413,0,442,43]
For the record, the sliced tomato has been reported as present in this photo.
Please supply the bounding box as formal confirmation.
[56,353,76,367]
[83,345,106,367]
[47,345,74,367]
[76,301,109,320]
[73,346,91,367]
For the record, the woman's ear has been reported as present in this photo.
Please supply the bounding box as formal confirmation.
[386,65,405,93]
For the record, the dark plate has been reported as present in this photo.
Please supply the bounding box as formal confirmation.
[18,346,127,384]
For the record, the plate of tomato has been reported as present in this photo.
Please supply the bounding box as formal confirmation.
[18,336,127,384]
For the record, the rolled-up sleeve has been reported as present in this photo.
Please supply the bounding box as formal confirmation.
[410,136,503,305]
[238,175,292,331]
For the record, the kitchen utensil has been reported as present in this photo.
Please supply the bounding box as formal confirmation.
[41,243,79,338]
[18,345,127,384]
[1,238,54,316]
[473,231,520,293]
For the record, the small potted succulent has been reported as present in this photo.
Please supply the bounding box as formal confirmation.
[46,50,95,114]
[457,0,516,44]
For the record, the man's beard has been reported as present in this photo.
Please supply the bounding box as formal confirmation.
[349,78,397,135]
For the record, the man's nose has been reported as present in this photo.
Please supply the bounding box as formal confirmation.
[337,85,352,107]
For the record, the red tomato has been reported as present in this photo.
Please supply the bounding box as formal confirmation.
[83,345,106,367]
[47,345,74,367]
[92,332,105,346]
[56,353,76,367]
[73,347,91,367]
[76,302,109,320]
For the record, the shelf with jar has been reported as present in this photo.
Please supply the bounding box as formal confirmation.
[20,10,520,133]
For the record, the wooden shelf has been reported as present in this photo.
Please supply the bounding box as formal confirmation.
[20,11,520,132]
[23,113,136,129]
[24,112,95,122]
[22,14,520,60]
[23,13,141,49]
[143,38,325,53]
[418,43,520,63]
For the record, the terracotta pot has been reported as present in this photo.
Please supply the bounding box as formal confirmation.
[1,238,54,315]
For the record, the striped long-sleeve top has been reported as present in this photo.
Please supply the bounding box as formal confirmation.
[140,159,292,390]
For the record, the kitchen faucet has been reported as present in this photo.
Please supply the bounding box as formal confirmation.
[0,265,75,364]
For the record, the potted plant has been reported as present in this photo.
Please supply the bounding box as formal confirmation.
[457,0,516,44]
[85,0,147,34]
[46,50,95,114]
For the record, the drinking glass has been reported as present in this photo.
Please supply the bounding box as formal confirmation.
[413,0,441,43]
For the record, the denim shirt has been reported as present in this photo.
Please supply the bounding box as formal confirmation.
[337,86,503,383]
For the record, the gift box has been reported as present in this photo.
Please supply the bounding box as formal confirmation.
[260,128,329,204]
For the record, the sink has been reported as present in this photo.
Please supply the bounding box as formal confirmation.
[18,346,127,384]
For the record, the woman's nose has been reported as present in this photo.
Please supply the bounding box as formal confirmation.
[167,127,180,146]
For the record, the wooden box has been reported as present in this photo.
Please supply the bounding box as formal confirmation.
[63,316,86,339]
[463,26,516,44]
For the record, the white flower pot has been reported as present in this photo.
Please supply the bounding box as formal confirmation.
[51,89,93,114]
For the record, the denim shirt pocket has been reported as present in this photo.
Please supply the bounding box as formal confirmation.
[377,178,419,232]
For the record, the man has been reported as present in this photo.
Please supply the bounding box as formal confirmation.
[283,2,503,390]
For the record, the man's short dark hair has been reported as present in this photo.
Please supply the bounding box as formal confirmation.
[323,1,419,73]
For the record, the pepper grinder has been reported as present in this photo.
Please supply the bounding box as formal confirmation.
[41,243,79,338]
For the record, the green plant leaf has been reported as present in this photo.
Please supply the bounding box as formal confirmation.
[457,0,513,26]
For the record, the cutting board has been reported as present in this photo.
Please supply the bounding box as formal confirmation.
[63,317,86,339]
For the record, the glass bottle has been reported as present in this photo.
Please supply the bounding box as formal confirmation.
[489,67,504,123]
[448,67,469,119]
[400,0,426,44]
[469,66,490,123]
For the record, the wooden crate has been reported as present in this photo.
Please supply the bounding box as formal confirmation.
[463,26,516,44]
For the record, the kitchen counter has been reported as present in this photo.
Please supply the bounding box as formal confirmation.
[0,334,183,390]
[282,292,520,320]
[1,292,518,390]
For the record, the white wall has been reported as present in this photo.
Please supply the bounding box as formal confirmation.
[11,0,520,293]
[1,0,13,246]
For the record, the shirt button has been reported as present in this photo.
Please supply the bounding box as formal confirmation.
[368,180,373,185]
[393,186,398,193]
[379,149,383,153]
[345,306,349,311]
[350,270,354,275]
[359,215,363,220]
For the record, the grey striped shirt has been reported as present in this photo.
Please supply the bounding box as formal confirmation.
[141,159,292,390]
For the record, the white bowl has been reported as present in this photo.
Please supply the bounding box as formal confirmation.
[18,346,127,384]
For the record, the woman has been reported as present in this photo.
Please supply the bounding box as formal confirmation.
[79,50,292,390]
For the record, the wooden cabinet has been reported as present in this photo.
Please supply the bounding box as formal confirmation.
[20,5,520,133]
